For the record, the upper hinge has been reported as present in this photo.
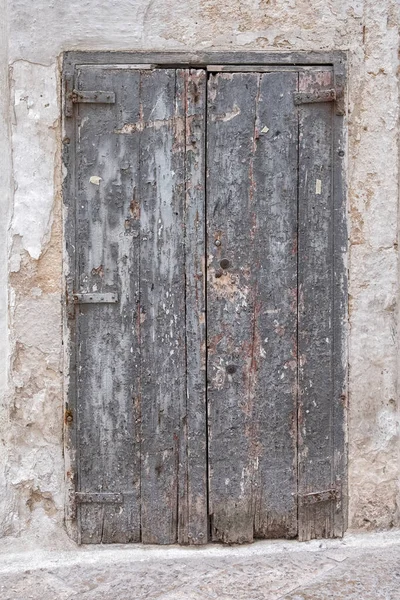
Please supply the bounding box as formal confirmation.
[65,90,115,117]
[64,72,116,117]
[299,488,340,506]
[294,88,337,105]
[294,68,345,116]
[294,86,344,116]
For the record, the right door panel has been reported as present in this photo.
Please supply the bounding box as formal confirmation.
[206,71,299,543]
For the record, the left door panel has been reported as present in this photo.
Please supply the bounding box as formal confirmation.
[71,66,207,544]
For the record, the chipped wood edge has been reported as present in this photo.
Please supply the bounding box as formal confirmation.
[332,53,349,537]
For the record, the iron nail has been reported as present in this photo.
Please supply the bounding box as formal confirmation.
[220,259,230,270]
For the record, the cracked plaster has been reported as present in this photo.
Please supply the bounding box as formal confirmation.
[0,0,399,545]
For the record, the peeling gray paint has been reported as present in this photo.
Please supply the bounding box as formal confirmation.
[0,0,12,540]
[10,61,58,260]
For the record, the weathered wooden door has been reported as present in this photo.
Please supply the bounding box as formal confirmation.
[64,59,346,545]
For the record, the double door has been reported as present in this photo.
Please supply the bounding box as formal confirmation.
[65,61,346,544]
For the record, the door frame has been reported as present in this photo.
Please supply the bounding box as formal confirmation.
[62,51,348,543]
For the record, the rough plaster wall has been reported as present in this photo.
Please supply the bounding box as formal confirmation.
[347,4,400,529]
[0,0,399,544]
[5,60,65,544]
[0,0,12,538]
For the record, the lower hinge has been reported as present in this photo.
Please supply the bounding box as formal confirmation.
[299,488,340,506]
[75,492,123,504]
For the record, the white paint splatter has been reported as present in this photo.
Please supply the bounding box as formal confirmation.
[212,103,241,122]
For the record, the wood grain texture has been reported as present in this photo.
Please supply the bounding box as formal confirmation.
[206,72,299,543]
[139,68,208,544]
[75,65,142,543]
[251,72,299,540]
[297,69,339,540]
[138,68,186,544]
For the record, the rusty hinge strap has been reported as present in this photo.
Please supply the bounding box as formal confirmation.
[75,492,123,504]
[299,488,340,505]
[65,87,115,117]
[70,90,115,104]
[294,89,337,105]
[74,292,119,304]
[334,70,345,116]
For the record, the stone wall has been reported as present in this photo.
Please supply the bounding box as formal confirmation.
[0,0,399,545]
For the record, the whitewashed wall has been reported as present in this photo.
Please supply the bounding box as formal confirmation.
[0,0,399,545]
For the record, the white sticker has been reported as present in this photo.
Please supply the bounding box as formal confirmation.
[90,176,102,186]
[261,126,269,134]
[316,179,322,195]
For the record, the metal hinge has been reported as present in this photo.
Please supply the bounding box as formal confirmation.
[294,68,345,116]
[70,89,115,104]
[65,90,115,117]
[299,488,340,506]
[64,71,116,117]
[64,64,155,117]
[75,492,123,504]
[73,292,119,304]
[294,88,337,105]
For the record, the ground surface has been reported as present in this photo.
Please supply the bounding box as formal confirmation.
[0,530,400,599]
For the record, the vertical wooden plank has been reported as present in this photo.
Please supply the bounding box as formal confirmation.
[206,72,299,543]
[297,69,341,540]
[139,69,186,544]
[75,66,142,543]
[177,69,208,545]
[251,72,299,539]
